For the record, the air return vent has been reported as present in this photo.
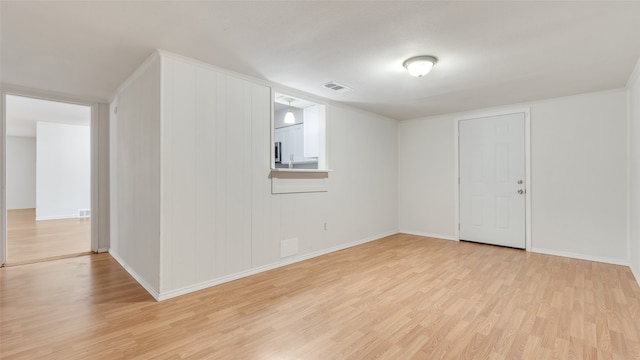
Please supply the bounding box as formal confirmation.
[322,81,352,93]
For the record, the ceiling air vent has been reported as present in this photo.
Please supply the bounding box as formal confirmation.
[322,81,352,93]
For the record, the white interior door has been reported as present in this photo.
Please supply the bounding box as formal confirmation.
[459,113,526,249]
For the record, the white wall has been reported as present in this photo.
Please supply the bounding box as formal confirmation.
[6,136,36,210]
[111,51,398,299]
[109,54,162,296]
[326,105,398,245]
[398,116,456,239]
[36,121,90,220]
[399,89,629,264]
[530,90,627,262]
[629,65,640,279]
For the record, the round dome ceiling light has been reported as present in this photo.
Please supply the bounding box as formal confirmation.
[403,55,438,77]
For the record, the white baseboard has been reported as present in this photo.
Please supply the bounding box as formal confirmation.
[102,234,640,300]
[630,262,640,288]
[398,234,630,267]
[36,214,84,221]
[97,247,109,253]
[156,230,398,301]
[530,247,629,266]
[109,250,160,301]
[399,230,457,241]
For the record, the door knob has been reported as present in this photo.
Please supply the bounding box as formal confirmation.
[517,189,524,195]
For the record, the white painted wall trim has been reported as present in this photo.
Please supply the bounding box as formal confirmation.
[530,247,629,267]
[398,230,457,241]
[95,102,110,254]
[0,90,5,265]
[453,107,532,251]
[156,231,398,301]
[628,83,633,270]
[156,49,270,89]
[627,55,640,90]
[627,56,640,289]
[36,214,84,221]
[110,51,161,103]
[2,83,107,105]
[631,263,640,288]
[109,250,160,300]
[453,118,459,242]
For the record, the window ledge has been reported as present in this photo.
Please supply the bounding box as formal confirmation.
[271,168,332,173]
[270,168,331,194]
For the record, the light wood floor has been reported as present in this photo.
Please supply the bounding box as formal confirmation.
[2,233,640,359]
[6,209,91,264]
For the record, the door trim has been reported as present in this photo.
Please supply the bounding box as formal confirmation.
[1,84,106,266]
[454,108,531,251]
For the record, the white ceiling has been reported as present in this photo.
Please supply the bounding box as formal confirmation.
[2,1,640,121]
[6,95,91,138]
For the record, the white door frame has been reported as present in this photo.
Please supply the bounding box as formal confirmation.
[1,84,103,266]
[454,108,532,251]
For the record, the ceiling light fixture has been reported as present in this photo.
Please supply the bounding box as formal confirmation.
[284,99,295,124]
[403,55,438,77]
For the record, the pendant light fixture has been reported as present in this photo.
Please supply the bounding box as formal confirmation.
[284,99,295,124]
[403,55,438,77]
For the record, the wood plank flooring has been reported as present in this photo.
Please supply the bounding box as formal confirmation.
[2,233,640,359]
[6,209,91,264]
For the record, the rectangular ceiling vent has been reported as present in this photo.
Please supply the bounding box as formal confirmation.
[322,81,352,93]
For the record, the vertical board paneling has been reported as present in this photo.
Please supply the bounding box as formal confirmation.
[170,59,198,290]
[114,54,162,292]
[241,81,254,268]
[160,57,174,291]
[117,51,398,298]
[251,83,274,267]
[224,76,252,274]
[269,189,283,263]
[629,69,640,279]
[225,76,242,275]
[214,72,227,277]
[306,194,329,253]
[194,67,218,283]
[279,193,327,256]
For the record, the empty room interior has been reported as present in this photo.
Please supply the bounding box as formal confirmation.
[2,1,640,359]
[5,94,92,264]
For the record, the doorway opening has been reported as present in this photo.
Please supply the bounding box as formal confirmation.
[5,94,92,264]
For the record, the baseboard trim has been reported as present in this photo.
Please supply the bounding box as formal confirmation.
[97,247,109,253]
[156,230,398,301]
[35,214,85,221]
[630,262,640,288]
[399,230,457,241]
[530,247,628,266]
[109,250,160,301]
